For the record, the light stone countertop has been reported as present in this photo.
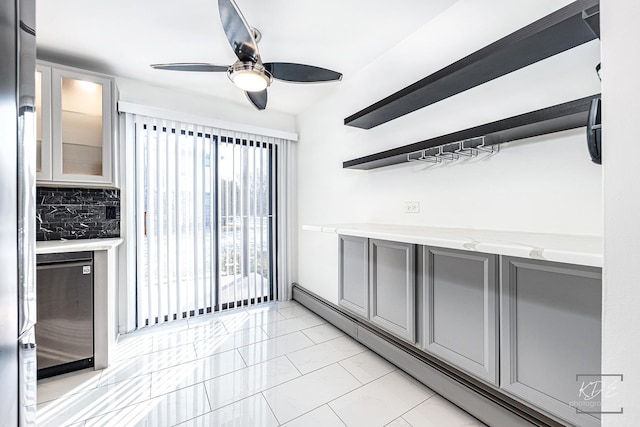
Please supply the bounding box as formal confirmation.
[36,238,124,254]
[302,223,602,267]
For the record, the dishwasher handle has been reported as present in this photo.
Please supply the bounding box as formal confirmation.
[37,260,93,273]
[36,251,93,265]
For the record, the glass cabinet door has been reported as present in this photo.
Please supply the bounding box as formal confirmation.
[60,76,103,176]
[51,68,112,183]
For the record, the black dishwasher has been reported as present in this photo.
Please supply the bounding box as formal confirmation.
[36,251,94,379]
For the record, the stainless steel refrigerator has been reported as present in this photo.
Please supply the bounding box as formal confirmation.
[0,0,37,425]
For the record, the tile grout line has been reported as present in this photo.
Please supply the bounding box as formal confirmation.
[284,345,369,378]
[108,341,197,363]
[300,328,346,345]
[55,378,162,426]
[328,403,349,427]
[114,328,263,371]
[295,373,372,423]
[392,394,434,426]
[247,360,362,415]
[107,352,245,402]
[146,350,254,399]
[236,331,317,366]
[86,379,211,427]
[299,328,316,343]
[259,324,271,339]
[38,372,152,412]
[190,326,273,353]
[166,385,217,426]
[197,389,266,416]
[201,377,213,413]
[235,347,250,367]
[325,369,432,427]
[283,354,304,377]
[275,308,315,321]
[260,391,283,426]
[260,324,322,341]
[98,349,199,388]
[326,368,399,408]
[274,402,342,427]
[297,332,354,347]
[252,315,331,345]
[184,355,309,412]
[191,341,197,360]
[336,359,365,386]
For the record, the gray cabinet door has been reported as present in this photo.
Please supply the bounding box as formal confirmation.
[501,257,602,427]
[369,239,415,343]
[422,247,498,385]
[338,235,369,318]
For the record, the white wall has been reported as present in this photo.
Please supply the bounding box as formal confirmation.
[601,0,640,424]
[116,77,297,134]
[296,0,603,303]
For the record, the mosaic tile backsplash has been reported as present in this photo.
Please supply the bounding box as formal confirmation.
[36,187,121,241]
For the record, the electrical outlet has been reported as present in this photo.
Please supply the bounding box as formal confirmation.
[404,202,420,213]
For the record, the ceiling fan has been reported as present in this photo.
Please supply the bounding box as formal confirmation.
[151,0,343,110]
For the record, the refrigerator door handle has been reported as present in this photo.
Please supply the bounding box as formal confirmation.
[17,0,38,425]
[17,0,37,338]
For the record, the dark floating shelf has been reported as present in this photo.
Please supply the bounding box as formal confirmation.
[343,95,599,170]
[344,0,599,129]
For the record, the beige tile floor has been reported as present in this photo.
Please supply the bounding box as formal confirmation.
[34,301,486,427]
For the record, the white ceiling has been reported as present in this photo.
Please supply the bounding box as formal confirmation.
[36,0,456,115]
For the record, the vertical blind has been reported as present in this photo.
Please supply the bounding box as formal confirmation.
[134,115,281,327]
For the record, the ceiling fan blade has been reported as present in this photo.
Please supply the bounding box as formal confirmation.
[264,62,342,83]
[218,0,260,62]
[245,89,267,111]
[151,63,229,72]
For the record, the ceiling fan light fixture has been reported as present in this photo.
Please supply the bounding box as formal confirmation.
[228,62,272,92]
[151,1,343,110]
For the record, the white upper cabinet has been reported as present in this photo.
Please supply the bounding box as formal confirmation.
[36,62,115,186]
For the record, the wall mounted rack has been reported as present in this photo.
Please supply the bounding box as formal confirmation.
[343,0,599,129]
[406,137,500,166]
[343,94,599,170]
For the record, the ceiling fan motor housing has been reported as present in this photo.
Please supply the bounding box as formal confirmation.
[228,61,273,92]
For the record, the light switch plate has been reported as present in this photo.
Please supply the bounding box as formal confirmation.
[404,202,420,213]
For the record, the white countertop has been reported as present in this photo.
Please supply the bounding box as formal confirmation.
[36,238,124,254]
[302,223,602,267]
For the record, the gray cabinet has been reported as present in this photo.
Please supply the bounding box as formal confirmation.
[422,247,498,385]
[500,257,602,427]
[369,239,415,343]
[338,235,369,318]
[337,234,603,426]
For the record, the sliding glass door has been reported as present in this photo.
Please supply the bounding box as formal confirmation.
[135,118,276,327]
[218,136,275,310]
